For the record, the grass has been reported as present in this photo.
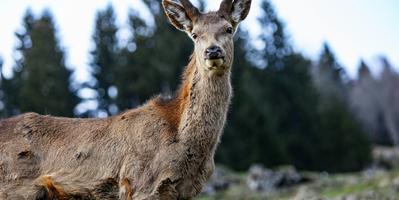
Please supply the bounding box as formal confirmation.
[197,169,399,200]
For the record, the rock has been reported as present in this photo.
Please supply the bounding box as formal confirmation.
[392,176,399,191]
[379,177,391,188]
[373,146,399,169]
[247,164,277,192]
[246,164,310,192]
[362,167,388,179]
[276,165,307,187]
[201,166,239,195]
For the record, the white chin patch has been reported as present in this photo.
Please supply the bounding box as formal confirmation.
[205,59,224,69]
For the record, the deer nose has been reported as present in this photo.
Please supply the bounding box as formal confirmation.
[205,46,223,59]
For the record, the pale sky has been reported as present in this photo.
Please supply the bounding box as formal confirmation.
[0,0,398,81]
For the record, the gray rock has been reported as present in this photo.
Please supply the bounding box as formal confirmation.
[373,146,399,169]
[246,164,310,192]
[201,166,239,195]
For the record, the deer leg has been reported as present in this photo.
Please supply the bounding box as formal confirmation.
[175,157,215,199]
[192,158,215,196]
[158,178,179,200]
[141,177,180,200]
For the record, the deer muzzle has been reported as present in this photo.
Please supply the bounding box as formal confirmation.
[204,45,225,71]
[205,45,223,60]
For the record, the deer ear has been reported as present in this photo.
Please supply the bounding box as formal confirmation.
[162,0,193,32]
[230,0,252,24]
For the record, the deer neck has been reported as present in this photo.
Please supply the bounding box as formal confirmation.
[177,55,232,153]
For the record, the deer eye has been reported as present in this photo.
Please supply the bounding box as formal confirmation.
[226,27,233,34]
[191,33,198,39]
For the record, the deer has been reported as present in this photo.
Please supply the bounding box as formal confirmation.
[0,0,252,199]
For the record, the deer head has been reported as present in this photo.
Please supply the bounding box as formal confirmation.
[162,0,252,76]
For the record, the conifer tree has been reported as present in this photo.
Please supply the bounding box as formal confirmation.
[115,9,150,110]
[258,0,291,69]
[0,10,35,117]
[350,61,383,144]
[313,43,346,105]
[17,11,77,117]
[255,0,321,169]
[218,0,370,172]
[217,28,290,169]
[217,0,318,170]
[116,0,192,111]
[89,5,119,116]
[318,44,344,82]
[379,57,399,146]
[148,0,192,94]
[0,57,4,117]
[312,44,371,171]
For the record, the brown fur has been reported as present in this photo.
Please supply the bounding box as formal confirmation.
[36,176,66,199]
[151,59,196,136]
[0,0,252,199]
[120,178,134,200]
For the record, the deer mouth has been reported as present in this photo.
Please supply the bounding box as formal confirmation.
[205,58,225,71]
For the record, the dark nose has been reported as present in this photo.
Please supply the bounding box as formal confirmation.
[205,46,223,59]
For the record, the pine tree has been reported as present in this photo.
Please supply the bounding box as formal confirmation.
[255,0,321,170]
[318,43,345,82]
[312,44,371,172]
[350,61,389,145]
[379,57,399,146]
[217,0,371,172]
[216,0,319,170]
[313,43,346,106]
[89,5,119,117]
[116,0,192,111]
[115,9,150,110]
[17,11,77,117]
[258,0,291,69]
[0,10,35,117]
[0,56,4,116]
[149,0,193,94]
[0,60,22,118]
[217,28,289,169]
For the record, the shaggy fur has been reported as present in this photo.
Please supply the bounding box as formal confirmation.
[0,0,251,199]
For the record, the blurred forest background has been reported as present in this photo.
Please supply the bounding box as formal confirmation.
[0,0,398,175]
